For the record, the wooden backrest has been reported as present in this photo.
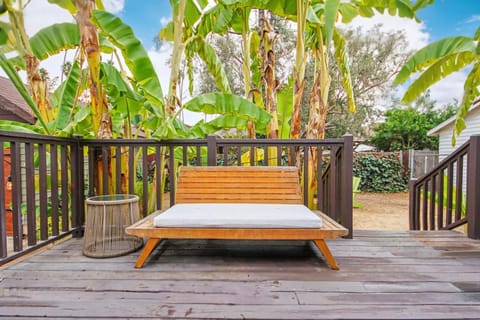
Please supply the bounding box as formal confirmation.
[175,166,303,204]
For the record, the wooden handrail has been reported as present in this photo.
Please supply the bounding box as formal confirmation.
[409,135,480,239]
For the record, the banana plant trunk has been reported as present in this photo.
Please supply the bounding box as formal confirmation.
[75,0,111,139]
[166,0,187,115]
[242,8,256,140]
[290,0,308,139]
[261,17,279,140]
[4,0,53,125]
[76,0,113,194]
[306,42,331,208]
[260,15,279,165]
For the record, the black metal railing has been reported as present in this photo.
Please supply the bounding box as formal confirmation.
[409,135,480,239]
[0,131,353,265]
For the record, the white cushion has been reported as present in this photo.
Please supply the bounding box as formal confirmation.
[153,203,322,228]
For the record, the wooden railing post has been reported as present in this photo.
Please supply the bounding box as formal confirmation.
[207,135,217,166]
[409,178,418,230]
[0,146,6,258]
[467,135,480,239]
[71,135,84,237]
[342,134,353,238]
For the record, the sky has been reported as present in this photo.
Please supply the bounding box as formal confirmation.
[4,0,480,124]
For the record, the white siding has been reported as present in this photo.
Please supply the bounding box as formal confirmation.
[438,107,480,160]
[436,107,480,199]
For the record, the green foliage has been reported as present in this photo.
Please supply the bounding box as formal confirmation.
[91,9,165,111]
[187,36,232,94]
[422,175,467,218]
[394,28,480,144]
[30,23,80,60]
[0,52,50,133]
[370,96,457,151]
[353,153,408,192]
[53,60,81,133]
[183,92,273,131]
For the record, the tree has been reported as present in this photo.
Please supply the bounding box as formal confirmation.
[370,95,457,151]
[326,26,411,139]
[393,26,480,144]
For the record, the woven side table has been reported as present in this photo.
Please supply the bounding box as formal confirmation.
[83,194,143,258]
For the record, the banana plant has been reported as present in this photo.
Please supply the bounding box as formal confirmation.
[393,27,480,145]
[0,0,55,132]
[193,0,431,140]
[161,0,277,137]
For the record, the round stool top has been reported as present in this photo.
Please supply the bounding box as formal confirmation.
[86,194,138,205]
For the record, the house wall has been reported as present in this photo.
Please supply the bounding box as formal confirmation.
[436,107,480,199]
[438,107,480,160]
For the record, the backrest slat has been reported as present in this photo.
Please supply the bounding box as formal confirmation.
[176,166,302,204]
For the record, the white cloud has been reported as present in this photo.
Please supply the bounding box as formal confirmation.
[426,70,467,105]
[160,16,171,27]
[466,14,480,23]
[23,0,73,35]
[0,1,74,81]
[148,47,171,94]
[103,0,125,13]
[347,14,430,51]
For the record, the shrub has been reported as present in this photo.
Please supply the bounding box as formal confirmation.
[353,153,408,192]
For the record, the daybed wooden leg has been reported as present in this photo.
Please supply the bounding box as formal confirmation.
[313,239,339,270]
[135,238,162,268]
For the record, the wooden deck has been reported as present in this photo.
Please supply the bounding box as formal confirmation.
[1,230,480,319]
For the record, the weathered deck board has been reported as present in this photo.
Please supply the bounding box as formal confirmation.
[1,230,480,319]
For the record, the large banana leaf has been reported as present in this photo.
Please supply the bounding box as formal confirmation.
[100,62,144,116]
[187,37,232,93]
[100,63,132,94]
[188,115,265,138]
[401,51,475,104]
[183,92,272,128]
[453,62,480,144]
[196,3,234,36]
[0,52,50,133]
[324,0,340,48]
[30,23,79,60]
[0,120,40,134]
[48,0,76,14]
[183,0,203,28]
[8,23,110,70]
[219,0,297,20]
[249,31,262,89]
[54,60,81,132]
[333,29,355,112]
[337,3,359,23]
[91,10,165,112]
[412,0,434,11]
[394,37,476,85]
[0,26,7,45]
[356,0,416,18]
[61,105,92,137]
[277,76,293,139]
[171,0,207,31]
[152,116,178,139]
[159,21,174,42]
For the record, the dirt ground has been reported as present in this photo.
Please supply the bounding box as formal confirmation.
[353,192,409,230]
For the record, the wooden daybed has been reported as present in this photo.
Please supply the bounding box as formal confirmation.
[126,166,348,270]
